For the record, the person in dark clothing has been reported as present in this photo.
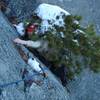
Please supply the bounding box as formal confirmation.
[22,23,39,40]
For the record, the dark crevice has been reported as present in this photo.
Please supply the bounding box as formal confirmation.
[27,47,68,86]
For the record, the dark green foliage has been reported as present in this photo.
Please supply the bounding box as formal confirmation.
[30,14,100,80]
[31,13,42,23]
[24,13,42,27]
[89,36,100,72]
[84,24,96,36]
[45,15,99,79]
[73,15,82,21]
[31,33,40,41]
[64,15,81,32]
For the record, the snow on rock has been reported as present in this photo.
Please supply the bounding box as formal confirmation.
[74,29,86,35]
[35,3,70,33]
[60,32,65,38]
[73,20,80,25]
[72,39,80,46]
[35,3,70,21]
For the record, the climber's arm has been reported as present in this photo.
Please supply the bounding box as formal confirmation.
[13,38,41,48]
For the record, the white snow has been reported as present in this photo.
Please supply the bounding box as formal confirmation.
[73,20,79,25]
[14,22,25,36]
[72,39,79,46]
[60,32,65,38]
[74,29,86,35]
[35,3,70,20]
[35,3,70,32]
[65,55,69,60]
[72,39,78,43]
[28,58,42,73]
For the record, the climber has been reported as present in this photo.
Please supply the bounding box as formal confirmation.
[24,23,39,39]
[11,16,48,52]
[13,38,48,53]
[8,14,39,37]
[9,14,48,52]
[17,46,47,78]
[12,18,39,38]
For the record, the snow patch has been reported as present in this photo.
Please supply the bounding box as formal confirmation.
[59,32,65,38]
[35,3,70,33]
[35,3,70,20]
[73,20,79,25]
[72,39,79,46]
[74,29,86,35]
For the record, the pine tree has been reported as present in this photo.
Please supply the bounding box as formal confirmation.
[30,14,100,79]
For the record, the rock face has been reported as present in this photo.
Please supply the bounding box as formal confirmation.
[5,0,100,34]
[1,1,100,100]
[0,11,25,100]
[67,69,100,100]
[0,11,69,100]
[5,0,39,19]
